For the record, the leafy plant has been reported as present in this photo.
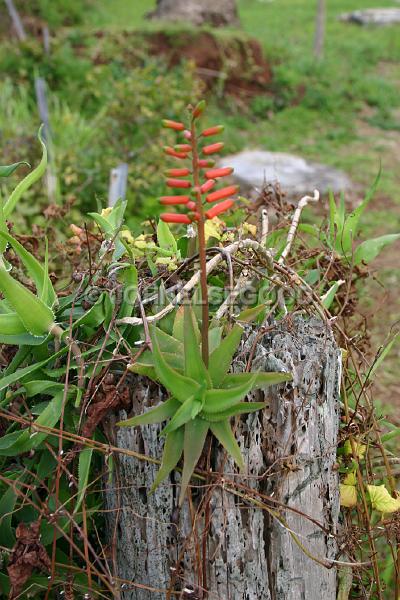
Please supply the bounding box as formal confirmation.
[118,304,291,504]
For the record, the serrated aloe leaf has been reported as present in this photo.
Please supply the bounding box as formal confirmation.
[236,304,266,323]
[161,396,202,436]
[0,161,30,178]
[210,420,244,471]
[222,371,291,388]
[179,418,209,505]
[117,263,138,318]
[73,294,106,329]
[117,397,181,428]
[3,126,47,219]
[152,326,200,403]
[208,326,222,353]
[151,427,184,492]
[172,305,184,342]
[0,231,56,307]
[204,376,257,414]
[0,267,55,336]
[208,324,243,386]
[23,380,66,397]
[0,312,28,335]
[184,305,210,385]
[129,350,184,379]
[202,401,267,422]
[156,328,183,355]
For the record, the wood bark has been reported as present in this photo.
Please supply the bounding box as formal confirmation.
[105,316,340,599]
[146,0,239,28]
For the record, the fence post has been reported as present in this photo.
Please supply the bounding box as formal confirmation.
[4,0,26,41]
[34,77,57,203]
[108,163,129,207]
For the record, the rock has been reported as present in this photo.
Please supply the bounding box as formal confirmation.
[340,9,400,26]
[146,0,240,27]
[221,150,352,198]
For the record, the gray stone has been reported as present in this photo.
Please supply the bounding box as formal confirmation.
[221,150,352,197]
[340,8,400,26]
[146,0,239,27]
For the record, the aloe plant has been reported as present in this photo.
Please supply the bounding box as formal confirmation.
[118,305,291,504]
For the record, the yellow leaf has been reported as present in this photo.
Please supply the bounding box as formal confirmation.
[242,222,257,237]
[343,472,356,486]
[340,484,357,508]
[101,207,113,218]
[205,218,223,242]
[343,440,366,459]
[368,485,400,514]
[120,230,134,244]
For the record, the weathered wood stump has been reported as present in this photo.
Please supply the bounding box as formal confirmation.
[105,317,340,599]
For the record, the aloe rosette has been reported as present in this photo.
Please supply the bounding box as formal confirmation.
[118,305,291,504]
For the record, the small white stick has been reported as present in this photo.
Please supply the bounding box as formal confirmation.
[279,189,320,265]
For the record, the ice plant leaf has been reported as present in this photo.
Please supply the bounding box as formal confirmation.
[179,418,209,505]
[208,324,243,386]
[210,420,244,471]
[117,398,181,428]
[3,126,47,219]
[151,427,184,492]
[152,326,200,403]
[0,267,55,336]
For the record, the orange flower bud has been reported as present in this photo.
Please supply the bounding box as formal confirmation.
[163,146,189,159]
[205,199,234,219]
[202,142,224,155]
[205,167,233,179]
[164,168,191,177]
[206,185,239,203]
[201,125,224,137]
[200,179,216,194]
[160,196,190,205]
[198,159,216,168]
[161,213,192,224]
[162,119,185,131]
[166,178,191,189]
[192,100,206,118]
[174,144,192,153]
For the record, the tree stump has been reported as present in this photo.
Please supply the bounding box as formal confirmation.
[146,0,239,28]
[105,316,340,599]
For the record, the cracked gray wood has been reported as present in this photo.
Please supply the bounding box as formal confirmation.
[105,316,340,599]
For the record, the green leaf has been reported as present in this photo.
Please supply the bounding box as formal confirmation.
[210,419,244,471]
[3,126,47,219]
[0,161,30,178]
[117,397,181,427]
[0,267,55,336]
[88,212,114,236]
[321,280,343,310]
[204,376,257,414]
[117,263,138,318]
[157,219,177,254]
[184,305,210,385]
[202,401,267,422]
[208,324,243,386]
[236,304,266,323]
[73,294,106,329]
[152,326,200,403]
[23,380,66,397]
[0,485,17,547]
[208,326,222,353]
[353,234,400,266]
[172,305,185,342]
[0,346,68,392]
[179,418,209,505]
[222,371,291,388]
[151,427,184,492]
[0,392,64,456]
[367,484,400,514]
[75,447,93,514]
[0,231,56,306]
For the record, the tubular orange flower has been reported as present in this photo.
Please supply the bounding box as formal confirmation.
[187,201,197,210]
[163,146,189,159]
[202,142,224,156]
[201,125,224,137]
[192,100,206,118]
[206,185,239,203]
[205,167,233,179]
[175,144,192,153]
[162,119,185,131]
[160,196,190,205]
[166,178,191,189]
[205,199,234,219]
[164,168,191,177]
[198,159,216,168]
[200,179,216,194]
[161,213,192,224]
